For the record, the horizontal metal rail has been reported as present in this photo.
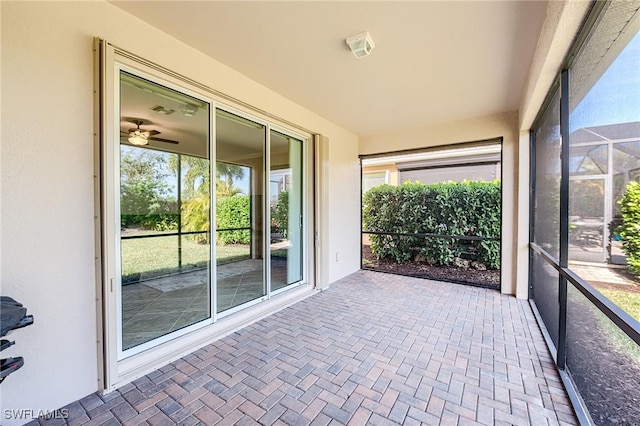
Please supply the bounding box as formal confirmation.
[121,227,252,240]
[121,230,208,240]
[363,230,500,242]
[530,242,640,346]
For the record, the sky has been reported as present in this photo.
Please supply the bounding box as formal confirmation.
[570,31,640,132]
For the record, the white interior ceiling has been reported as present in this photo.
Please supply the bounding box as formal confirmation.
[111,1,548,137]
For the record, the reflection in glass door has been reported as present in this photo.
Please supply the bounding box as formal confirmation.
[118,71,211,352]
[215,110,266,312]
[270,130,304,291]
[569,177,608,262]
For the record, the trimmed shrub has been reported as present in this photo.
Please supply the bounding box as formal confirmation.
[618,181,640,276]
[216,195,250,245]
[182,195,210,244]
[271,191,289,238]
[363,180,501,269]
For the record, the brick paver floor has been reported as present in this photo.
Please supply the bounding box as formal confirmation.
[31,271,577,425]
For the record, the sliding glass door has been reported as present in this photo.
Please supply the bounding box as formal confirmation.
[111,65,308,360]
[215,110,266,313]
[270,130,304,291]
[118,71,212,352]
[100,43,314,390]
[213,113,306,312]
[568,176,608,263]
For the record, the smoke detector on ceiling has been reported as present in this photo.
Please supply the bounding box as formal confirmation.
[346,31,375,58]
[181,105,198,117]
[151,105,175,115]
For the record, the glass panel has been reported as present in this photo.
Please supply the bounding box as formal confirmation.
[270,130,304,291]
[569,178,606,263]
[216,110,265,312]
[533,90,561,259]
[566,284,640,424]
[566,1,640,323]
[532,252,560,348]
[119,71,211,351]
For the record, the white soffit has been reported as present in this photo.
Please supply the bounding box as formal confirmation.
[110,1,547,137]
[361,144,502,167]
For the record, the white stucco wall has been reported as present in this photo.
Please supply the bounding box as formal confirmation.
[0,1,359,422]
[359,111,521,296]
[327,135,361,284]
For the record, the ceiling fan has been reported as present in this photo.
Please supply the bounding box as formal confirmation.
[120,119,179,146]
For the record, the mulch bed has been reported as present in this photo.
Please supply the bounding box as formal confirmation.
[565,296,640,425]
[362,246,500,290]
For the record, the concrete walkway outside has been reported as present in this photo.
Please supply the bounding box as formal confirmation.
[31,271,576,425]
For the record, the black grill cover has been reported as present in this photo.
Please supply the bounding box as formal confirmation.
[1,297,27,337]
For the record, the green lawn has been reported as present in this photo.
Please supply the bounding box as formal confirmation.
[572,284,640,364]
[597,287,640,322]
[121,235,250,279]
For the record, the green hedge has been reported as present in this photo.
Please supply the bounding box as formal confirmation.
[363,180,501,269]
[216,195,250,245]
[618,181,640,276]
[121,213,178,231]
[271,191,289,237]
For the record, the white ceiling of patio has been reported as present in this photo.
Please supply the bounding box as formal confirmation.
[110,1,547,137]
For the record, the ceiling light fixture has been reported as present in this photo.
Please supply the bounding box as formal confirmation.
[128,130,149,146]
[346,31,375,58]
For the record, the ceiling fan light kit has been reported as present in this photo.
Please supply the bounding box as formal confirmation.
[346,31,375,58]
[122,118,179,146]
[128,132,149,146]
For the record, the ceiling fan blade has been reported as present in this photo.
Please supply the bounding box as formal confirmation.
[149,136,179,144]
[147,130,161,136]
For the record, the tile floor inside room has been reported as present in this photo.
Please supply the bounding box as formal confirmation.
[122,259,289,350]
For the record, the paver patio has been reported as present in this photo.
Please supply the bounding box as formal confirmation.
[31,270,577,425]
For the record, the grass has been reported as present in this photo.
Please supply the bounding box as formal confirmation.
[582,282,640,363]
[121,235,250,279]
[571,285,640,365]
[596,287,640,322]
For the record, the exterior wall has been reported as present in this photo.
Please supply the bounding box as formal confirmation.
[0,1,358,422]
[362,164,399,186]
[359,111,520,295]
[398,163,500,185]
[327,139,361,283]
